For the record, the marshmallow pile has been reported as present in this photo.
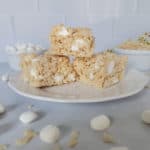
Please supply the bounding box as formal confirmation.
[5,43,45,55]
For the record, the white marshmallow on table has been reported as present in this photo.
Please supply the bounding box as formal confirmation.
[19,111,38,124]
[90,115,111,131]
[142,110,150,124]
[110,147,128,150]
[1,74,9,82]
[0,104,6,114]
[40,125,60,143]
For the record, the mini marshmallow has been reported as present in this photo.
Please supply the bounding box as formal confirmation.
[94,63,100,70]
[1,74,9,82]
[6,43,45,55]
[58,27,69,36]
[107,61,115,74]
[89,72,94,80]
[112,77,119,84]
[71,39,86,51]
[0,104,6,114]
[19,111,38,124]
[40,125,60,143]
[142,110,150,124]
[68,74,75,81]
[90,115,111,131]
[30,68,38,79]
[54,74,64,83]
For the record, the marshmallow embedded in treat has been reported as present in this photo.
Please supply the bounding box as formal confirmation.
[89,72,94,80]
[54,74,64,83]
[30,68,44,80]
[57,27,69,36]
[71,39,86,51]
[112,77,119,84]
[107,61,115,74]
[68,74,76,81]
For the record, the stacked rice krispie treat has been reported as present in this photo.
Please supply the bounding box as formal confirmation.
[20,24,127,89]
[20,53,78,87]
[50,24,95,57]
[73,51,127,88]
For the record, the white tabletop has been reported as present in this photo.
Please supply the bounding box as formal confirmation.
[0,63,150,150]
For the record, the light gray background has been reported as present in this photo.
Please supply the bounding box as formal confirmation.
[0,64,150,150]
[1,0,150,149]
[0,0,150,62]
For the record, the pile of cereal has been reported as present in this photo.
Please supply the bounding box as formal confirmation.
[118,32,150,50]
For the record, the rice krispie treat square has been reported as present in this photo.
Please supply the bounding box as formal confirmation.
[20,53,78,87]
[49,24,95,57]
[73,51,127,88]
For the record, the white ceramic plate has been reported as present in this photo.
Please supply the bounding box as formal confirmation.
[8,70,149,103]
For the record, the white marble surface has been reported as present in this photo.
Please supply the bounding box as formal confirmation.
[0,63,150,150]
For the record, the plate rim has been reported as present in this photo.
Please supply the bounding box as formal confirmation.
[8,70,149,103]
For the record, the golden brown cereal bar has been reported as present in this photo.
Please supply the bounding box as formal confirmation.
[20,53,78,87]
[49,24,95,57]
[73,51,127,88]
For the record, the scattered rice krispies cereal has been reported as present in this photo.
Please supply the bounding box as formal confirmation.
[20,53,78,87]
[49,24,95,57]
[73,51,127,88]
